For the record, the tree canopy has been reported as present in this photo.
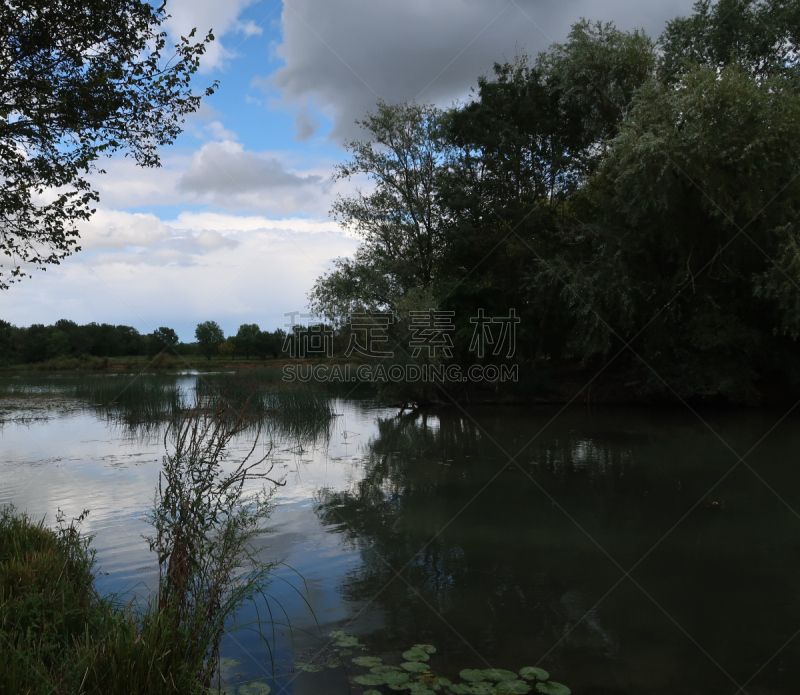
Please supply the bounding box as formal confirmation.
[0,0,216,288]
[309,2,800,403]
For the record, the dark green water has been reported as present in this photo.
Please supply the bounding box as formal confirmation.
[2,377,799,694]
[312,405,800,695]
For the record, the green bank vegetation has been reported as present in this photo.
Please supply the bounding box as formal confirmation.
[0,388,286,694]
[306,0,800,405]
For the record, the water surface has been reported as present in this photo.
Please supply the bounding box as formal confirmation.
[1,375,798,694]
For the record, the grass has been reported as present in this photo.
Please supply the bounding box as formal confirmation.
[0,506,208,694]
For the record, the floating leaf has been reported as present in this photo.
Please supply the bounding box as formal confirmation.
[353,656,384,668]
[239,684,271,695]
[335,636,361,647]
[482,669,517,682]
[447,686,471,695]
[465,685,493,695]
[389,686,412,692]
[413,644,437,654]
[403,649,431,662]
[459,669,486,682]
[221,659,241,668]
[536,683,570,695]
[384,672,411,685]
[496,681,531,694]
[373,665,403,674]
[437,678,452,687]
[338,649,353,656]
[355,674,386,686]
[300,664,323,673]
[326,663,339,669]
[519,668,549,682]
[403,661,429,673]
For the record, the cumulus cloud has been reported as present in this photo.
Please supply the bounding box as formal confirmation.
[179,140,322,194]
[265,0,697,141]
[162,0,268,72]
[6,222,360,339]
[78,210,174,251]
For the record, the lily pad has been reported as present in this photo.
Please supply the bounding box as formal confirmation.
[413,644,437,654]
[389,686,412,692]
[402,661,430,673]
[384,672,411,685]
[373,665,403,675]
[519,668,549,682]
[496,681,531,694]
[437,678,452,687]
[482,669,517,682]
[536,683,570,695]
[353,656,384,668]
[221,659,242,668]
[403,649,431,662]
[239,684,271,695]
[447,686,471,695]
[299,664,323,673]
[464,685,493,695]
[459,669,486,682]
[355,674,386,687]
[335,636,361,647]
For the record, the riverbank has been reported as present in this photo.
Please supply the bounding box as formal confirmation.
[0,506,210,694]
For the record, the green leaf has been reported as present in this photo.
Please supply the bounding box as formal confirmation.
[353,656,384,667]
[221,658,241,668]
[519,668,548,682]
[482,669,517,682]
[535,683,571,695]
[300,664,323,673]
[238,684,271,695]
[403,649,431,662]
[496,681,531,694]
[403,661,430,673]
[364,691,382,695]
[355,674,386,686]
[373,665,403,674]
[384,671,411,685]
[447,686,471,695]
[459,669,486,682]
[413,644,437,654]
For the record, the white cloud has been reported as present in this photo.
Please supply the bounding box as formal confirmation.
[78,210,174,251]
[162,0,267,72]
[266,0,697,141]
[6,219,359,339]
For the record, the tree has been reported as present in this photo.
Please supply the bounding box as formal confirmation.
[0,0,216,288]
[308,101,451,324]
[659,0,800,82]
[148,326,179,357]
[195,321,224,361]
[235,324,261,360]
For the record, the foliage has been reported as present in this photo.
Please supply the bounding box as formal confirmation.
[321,632,570,695]
[0,0,216,288]
[147,326,180,357]
[308,101,452,322]
[196,321,225,360]
[308,3,800,403]
[144,386,283,687]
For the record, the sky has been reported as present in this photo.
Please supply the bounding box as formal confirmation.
[3,0,698,341]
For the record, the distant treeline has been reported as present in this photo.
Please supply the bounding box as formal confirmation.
[0,320,290,365]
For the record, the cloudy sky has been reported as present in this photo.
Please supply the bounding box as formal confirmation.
[4,0,697,340]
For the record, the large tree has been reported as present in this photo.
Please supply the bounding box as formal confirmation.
[308,101,451,323]
[195,321,224,360]
[0,0,216,288]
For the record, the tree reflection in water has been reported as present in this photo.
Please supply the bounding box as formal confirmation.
[314,406,800,695]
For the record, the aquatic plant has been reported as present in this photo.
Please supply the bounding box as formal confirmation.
[323,632,571,695]
[144,385,284,688]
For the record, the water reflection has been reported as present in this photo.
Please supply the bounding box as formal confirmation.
[315,406,800,695]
